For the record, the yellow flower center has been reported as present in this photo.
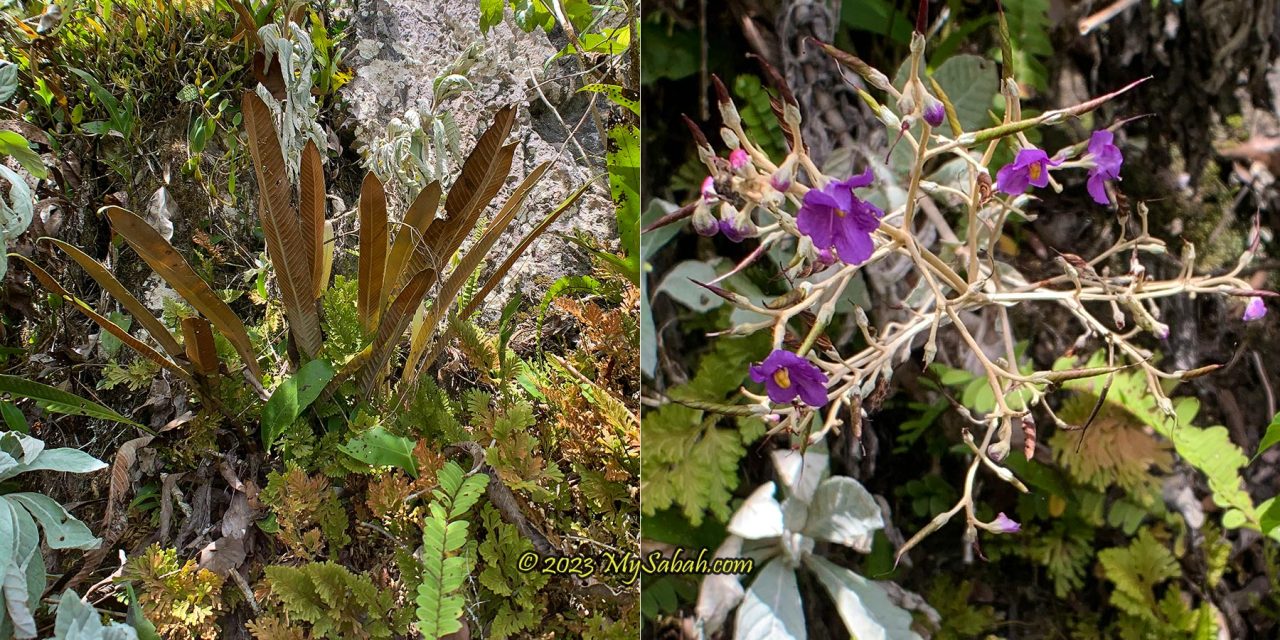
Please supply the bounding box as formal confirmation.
[836,208,847,218]
[772,368,792,389]
[1028,162,1042,181]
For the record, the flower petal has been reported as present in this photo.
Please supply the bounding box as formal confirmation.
[1087,171,1111,205]
[834,227,875,265]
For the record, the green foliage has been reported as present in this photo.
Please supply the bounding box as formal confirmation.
[926,575,1001,640]
[262,562,396,639]
[397,377,467,444]
[320,276,366,364]
[641,333,770,526]
[476,503,550,639]
[341,425,419,477]
[0,432,107,639]
[51,588,156,640]
[998,0,1053,91]
[1057,352,1258,529]
[120,545,223,640]
[100,359,162,392]
[261,359,336,451]
[733,74,786,158]
[0,373,142,427]
[1024,521,1095,597]
[260,467,350,559]
[416,461,489,639]
[1097,528,1218,639]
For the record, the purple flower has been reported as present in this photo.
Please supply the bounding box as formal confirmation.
[922,95,945,128]
[1244,296,1267,322]
[729,148,750,171]
[795,168,884,265]
[1086,130,1124,205]
[749,350,829,407]
[991,512,1021,534]
[995,147,1061,196]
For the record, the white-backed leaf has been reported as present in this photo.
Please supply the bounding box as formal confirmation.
[7,493,101,549]
[696,535,746,634]
[727,482,785,541]
[802,477,883,552]
[734,558,805,640]
[805,555,921,640]
[770,447,829,504]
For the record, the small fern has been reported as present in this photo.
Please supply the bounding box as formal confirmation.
[260,562,395,639]
[416,461,489,639]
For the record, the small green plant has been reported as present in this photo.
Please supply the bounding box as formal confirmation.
[0,431,107,639]
[416,460,488,639]
[257,562,399,639]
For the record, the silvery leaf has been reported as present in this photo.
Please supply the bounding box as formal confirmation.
[802,477,883,552]
[805,555,922,640]
[657,260,722,312]
[16,448,106,475]
[7,493,100,550]
[695,536,746,636]
[771,446,829,504]
[727,482,785,541]
[734,559,805,640]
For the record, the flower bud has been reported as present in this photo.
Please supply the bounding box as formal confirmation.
[729,148,750,172]
[719,203,756,243]
[771,155,798,193]
[720,128,741,150]
[700,175,717,203]
[691,201,718,236]
[895,92,916,120]
[922,94,945,127]
[1243,296,1268,322]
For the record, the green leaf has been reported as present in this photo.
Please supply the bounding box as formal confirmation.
[1097,527,1180,622]
[0,402,27,434]
[0,132,46,180]
[479,0,504,33]
[840,0,912,44]
[1255,412,1280,460]
[98,311,131,358]
[580,83,638,117]
[929,55,999,133]
[340,427,418,478]
[260,360,336,451]
[554,27,632,60]
[0,375,140,427]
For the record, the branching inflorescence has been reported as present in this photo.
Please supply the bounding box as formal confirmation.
[665,13,1273,563]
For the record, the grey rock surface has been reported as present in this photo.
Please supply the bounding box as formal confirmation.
[342,0,614,319]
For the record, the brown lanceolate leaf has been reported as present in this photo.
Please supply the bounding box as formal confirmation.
[386,181,441,294]
[42,237,184,359]
[401,162,558,385]
[242,91,322,359]
[11,254,195,385]
[357,172,389,333]
[299,141,327,300]
[181,316,219,376]
[420,106,518,272]
[102,206,260,379]
[356,267,437,396]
